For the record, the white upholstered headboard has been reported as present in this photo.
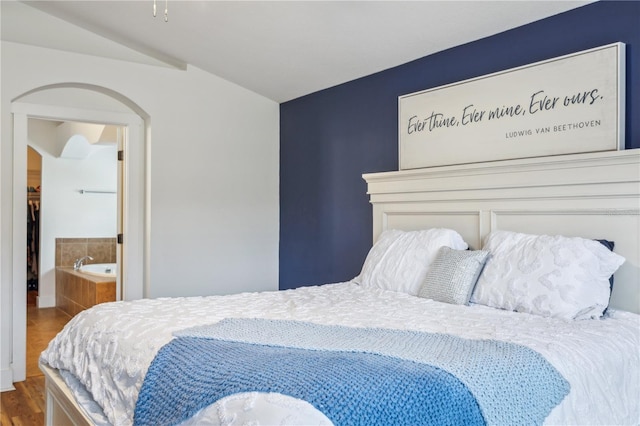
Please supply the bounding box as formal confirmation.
[363,150,640,314]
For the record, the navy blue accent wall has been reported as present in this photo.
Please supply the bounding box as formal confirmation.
[279,1,640,290]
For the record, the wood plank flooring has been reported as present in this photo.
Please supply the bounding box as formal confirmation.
[1,293,71,426]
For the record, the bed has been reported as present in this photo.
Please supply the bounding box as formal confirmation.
[40,149,640,426]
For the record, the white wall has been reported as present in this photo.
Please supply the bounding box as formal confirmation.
[28,119,118,307]
[1,38,279,388]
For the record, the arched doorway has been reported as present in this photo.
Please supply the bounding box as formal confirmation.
[10,83,150,384]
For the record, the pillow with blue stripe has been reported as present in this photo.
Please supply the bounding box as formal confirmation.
[595,239,615,291]
[595,239,616,314]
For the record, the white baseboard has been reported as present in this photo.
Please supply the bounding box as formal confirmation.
[37,295,56,308]
[1,367,15,392]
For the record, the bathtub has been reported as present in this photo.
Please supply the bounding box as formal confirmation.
[79,263,117,278]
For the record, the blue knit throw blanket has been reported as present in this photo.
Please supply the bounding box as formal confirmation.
[134,319,569,426]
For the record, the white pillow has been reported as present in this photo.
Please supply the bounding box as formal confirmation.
[356,228,468,295]
[471,230,626,320]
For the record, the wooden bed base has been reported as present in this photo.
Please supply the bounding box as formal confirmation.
[42,150,640,424]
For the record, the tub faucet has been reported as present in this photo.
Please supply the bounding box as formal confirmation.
[73,256,93,270]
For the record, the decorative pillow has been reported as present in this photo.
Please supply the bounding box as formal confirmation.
[355,228,468,295]
[595,239,616,291]
[418,247,489,305]
[470,230,626,320]
[595,239,616,315]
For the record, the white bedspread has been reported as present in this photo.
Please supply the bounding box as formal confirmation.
[40,281,640,425]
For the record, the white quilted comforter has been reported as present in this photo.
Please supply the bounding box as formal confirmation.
[40,281,640,425]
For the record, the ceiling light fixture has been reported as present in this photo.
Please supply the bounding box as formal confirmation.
[153,0,168,22]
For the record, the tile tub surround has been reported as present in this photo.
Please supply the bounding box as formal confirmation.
[55,237,116,267]
[55,267,116,317]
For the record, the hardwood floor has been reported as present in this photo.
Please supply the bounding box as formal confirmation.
[1,293,71,426]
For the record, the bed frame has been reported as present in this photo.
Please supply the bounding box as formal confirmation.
[42,149,640,424]
[364,150,640,314]
[41,364,93,426]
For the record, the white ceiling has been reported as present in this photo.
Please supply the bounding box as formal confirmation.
[2,0,593,103]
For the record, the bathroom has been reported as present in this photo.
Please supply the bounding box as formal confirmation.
[27,117,121,311]
[55,238,117,316]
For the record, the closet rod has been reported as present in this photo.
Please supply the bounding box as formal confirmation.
[79,190,117,194]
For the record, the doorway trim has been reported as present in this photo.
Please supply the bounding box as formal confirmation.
[10,98,148,384]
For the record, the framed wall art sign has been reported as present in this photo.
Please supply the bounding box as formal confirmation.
[398,43,625,170]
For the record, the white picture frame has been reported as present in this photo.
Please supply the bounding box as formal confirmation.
[398,43,626,170]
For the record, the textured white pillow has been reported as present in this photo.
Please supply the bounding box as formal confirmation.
[471,230,626,320]
[418,247,489,305]
[356,228,468,295]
